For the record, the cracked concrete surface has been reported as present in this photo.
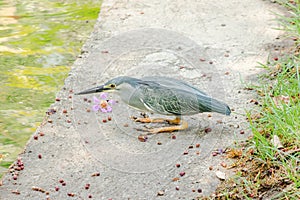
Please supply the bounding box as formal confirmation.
[0,0,285,199]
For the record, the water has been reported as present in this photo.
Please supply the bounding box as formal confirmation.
[0,0,102,177]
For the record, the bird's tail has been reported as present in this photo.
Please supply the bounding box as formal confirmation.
[198,96,231,115]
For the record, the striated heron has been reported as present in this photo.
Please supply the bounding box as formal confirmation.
[76,76,231,134]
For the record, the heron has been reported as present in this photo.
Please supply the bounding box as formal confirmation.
[76,76,231,134]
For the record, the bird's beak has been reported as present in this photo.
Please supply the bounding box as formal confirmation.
[75,85,106,95]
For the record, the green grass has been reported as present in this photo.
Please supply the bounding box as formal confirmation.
[208,1,300,199]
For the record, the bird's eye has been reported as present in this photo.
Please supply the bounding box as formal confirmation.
[109,84,116,88]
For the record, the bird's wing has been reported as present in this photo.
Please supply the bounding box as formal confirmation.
[142,76,208,96]
[137,83,201,116]
[135,79,230,116]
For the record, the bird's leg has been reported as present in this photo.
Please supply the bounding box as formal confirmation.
[133,117,167,123]
[133,116,181,124]
[136,117,188,134]
[165,117,181,125]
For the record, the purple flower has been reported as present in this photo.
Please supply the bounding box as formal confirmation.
[92,93,116,113]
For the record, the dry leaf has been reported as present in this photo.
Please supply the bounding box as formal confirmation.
[216,170,226,180]
[271,135,284,149]
[272,95,290,106]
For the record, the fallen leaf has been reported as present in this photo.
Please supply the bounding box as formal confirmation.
[272,95,290,106]
[215,170,226,180]
[271,135,284,149]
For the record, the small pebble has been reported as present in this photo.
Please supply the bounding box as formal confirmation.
[33,135,38,140]
[240,130,245,134]
[83,98,88,102]
[107,116,112,121]
[55,98,61,101]
[179,171,185,177]
[175,186,179,191]
[88,194,92,198]
[188,145,193,149]
[209,166,213,170]
[11,190,20,195]
[172,177,180,181]
[220,162,227,168]
[85,184,90,190]
[13,175,18,180]
[197,188,202,193]
[205,127,212,133]
[157,141,162,145]
[138,135,148,142]
[62,182,66,186]
[157,190,164,196]
[38,154,42,159]
[39,132,45,136]
[67,193,75,197]
[102,119,107,123]
[175,163,181,168]
[212,152,218,156]
[171,134,176,139]
[55,187,59,191]
[195,143,200,148]
[91,172,100,177]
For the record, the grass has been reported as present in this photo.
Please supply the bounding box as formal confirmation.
[205,1,300,199]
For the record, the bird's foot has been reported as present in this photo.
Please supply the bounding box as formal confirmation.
[165,117,181,125]
[133,117,166,123]
[131,116,181,124]
[135,120,188,134]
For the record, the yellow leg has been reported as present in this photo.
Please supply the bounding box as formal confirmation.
[133,116,181,125]
[134,117,188,134]
[146,120,188,134]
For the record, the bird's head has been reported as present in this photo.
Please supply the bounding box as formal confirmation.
[75,76,140,95]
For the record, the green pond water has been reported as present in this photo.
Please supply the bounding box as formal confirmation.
[0,0,102,178]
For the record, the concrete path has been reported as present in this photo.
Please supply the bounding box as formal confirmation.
[0,0,284,199]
